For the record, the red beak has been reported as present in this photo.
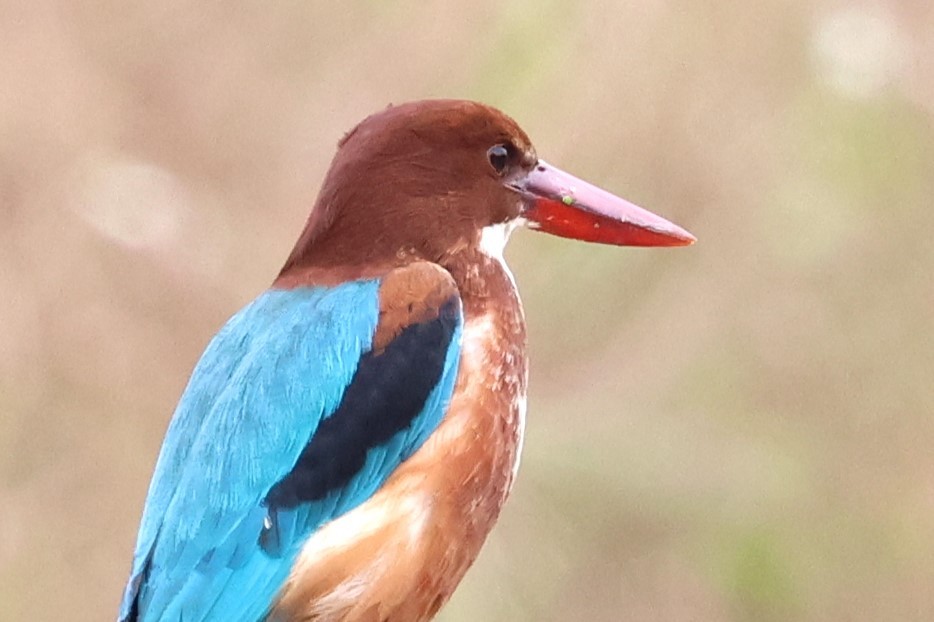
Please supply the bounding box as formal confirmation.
[510,161,696,247]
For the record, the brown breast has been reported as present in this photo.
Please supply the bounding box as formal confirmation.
[268,248,528,622]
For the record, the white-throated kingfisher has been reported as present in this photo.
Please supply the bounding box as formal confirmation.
[118,99,695,622]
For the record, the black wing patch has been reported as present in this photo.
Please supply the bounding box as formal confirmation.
[264,297,459,510]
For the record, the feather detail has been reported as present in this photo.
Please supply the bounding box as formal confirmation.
[119,266,463,622]
[270,252,527,622]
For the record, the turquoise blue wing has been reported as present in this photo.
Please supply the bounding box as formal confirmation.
[118,276,462,622]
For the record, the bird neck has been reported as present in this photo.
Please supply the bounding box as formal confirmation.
[274,234,520,322]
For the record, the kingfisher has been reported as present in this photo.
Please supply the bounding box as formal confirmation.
[118,99,694,622]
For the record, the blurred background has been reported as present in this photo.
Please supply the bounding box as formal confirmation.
[2,1,933,620]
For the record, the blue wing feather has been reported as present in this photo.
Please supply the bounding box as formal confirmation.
[120,278,462,622]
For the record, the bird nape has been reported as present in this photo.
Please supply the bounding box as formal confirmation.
[119,99,694,622]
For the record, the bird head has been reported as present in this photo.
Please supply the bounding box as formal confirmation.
[281,99,694,275]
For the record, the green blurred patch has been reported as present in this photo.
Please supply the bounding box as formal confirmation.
[795,93,931,206]
[468,0,581,108]
[766,89,934,266]
[719,529,801,622]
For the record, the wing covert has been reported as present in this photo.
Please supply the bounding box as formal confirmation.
[120,263,463,622]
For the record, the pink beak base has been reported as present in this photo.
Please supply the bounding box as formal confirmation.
[515,161,696,247]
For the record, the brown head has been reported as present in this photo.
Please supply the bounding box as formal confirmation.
[280,99,694,279]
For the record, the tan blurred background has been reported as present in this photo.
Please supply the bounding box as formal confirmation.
[2,1,933,620]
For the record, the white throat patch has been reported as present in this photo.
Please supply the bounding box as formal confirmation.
[478,220,522,263]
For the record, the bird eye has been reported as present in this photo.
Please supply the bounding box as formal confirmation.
[487,144,510,174]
